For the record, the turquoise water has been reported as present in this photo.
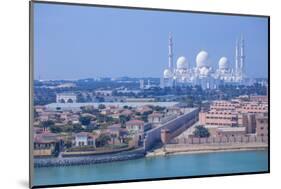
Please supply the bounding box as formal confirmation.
[33,150,268,187]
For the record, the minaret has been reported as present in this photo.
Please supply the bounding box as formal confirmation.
[168,32,173,70]
[240,35,245,80]
[235,39,240,81]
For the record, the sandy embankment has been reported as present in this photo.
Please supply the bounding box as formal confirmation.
[146,143,268,157]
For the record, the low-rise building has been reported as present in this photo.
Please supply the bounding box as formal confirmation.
[56,93,77,103]
[239,113,256,133]
[126,119,151,141]
[167,106,182,116]
[199,110,238,127]
[217,126,246,137]
[199,97,268,130]
[148,112,163,125]
[106,124,123,138]
[105,124,127,144]
[204,125,246,137]
[256,114,268,137]
[33,138,57,157]
[94,90,113,96]
[250,95,268,103]
[73,132,96,147]
[33,132,59,157]
[126,120,145,134]
[136,106,152,114]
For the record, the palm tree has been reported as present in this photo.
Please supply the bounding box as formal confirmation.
[111,133,117,145]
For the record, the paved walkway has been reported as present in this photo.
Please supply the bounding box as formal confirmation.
[146,142,268,157]
[175,121,199,139]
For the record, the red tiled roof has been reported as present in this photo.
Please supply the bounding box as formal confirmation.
[120,110,133,115]
[126,119,144,125]
[34,135,56,144]
[40,132,58,137]
[149,112,162,117]
[108,124,121,128]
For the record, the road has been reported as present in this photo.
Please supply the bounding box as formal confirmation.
[175,121,199,139]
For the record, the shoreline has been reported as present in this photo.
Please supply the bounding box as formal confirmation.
[34,148,146,168]
[146,144,268,157]
[34,144,268,168]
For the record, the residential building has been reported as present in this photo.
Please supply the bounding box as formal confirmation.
[73,132,96,147]
[256,114,268,137]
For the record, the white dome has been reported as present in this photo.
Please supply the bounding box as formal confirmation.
[176,56,187,69]
[163,69,172,78]
[218,57,228,70]
[196,50,209,68]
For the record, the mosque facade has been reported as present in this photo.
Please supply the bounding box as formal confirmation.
[162,33,246,89]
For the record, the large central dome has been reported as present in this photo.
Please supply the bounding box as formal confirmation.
[176,56,188,69]
[196,50,209,68]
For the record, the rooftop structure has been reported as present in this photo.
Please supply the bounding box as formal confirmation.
[56,93,77,103]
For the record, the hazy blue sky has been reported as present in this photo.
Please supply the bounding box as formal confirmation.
[34,3,268,80]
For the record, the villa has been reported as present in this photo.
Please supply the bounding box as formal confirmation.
[148,112,163,125]
[126,120,152,141]
[33,132,59,157]
[73,132,96,147]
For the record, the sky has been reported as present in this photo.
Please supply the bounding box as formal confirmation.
[33,3,269,80]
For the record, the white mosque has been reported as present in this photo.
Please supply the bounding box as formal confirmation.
[162,33,246,89]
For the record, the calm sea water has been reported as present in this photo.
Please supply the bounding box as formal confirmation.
[33,150,268,187]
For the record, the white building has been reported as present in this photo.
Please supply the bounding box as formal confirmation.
[73,132,95,147]
[56,93,77,103]
[162,33,246,89]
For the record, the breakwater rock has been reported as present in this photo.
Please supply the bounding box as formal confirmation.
[34,148,145,168]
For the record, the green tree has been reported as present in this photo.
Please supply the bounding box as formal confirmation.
[98,104,106,109]
[193,125,210,138]
[185,96,194,107]
[63,124,74,133]
[64,140,73,149]
[140,110,152,122]
[80,105,95,114]
[119,115,130,127]
[154,106,165,112]
[41,120,55,129]
[79,116,92,126]
[72,123,84,133]
[96,134,111,147]
[49,125,62,133]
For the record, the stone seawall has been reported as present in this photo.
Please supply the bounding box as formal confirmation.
[34,148,145,168]
[174,135,268,145]
[143,108,199,151]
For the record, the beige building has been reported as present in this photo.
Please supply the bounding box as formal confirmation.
[33,132,59,157]
[240,114,256,133]
[199,110,238,127]
[256,114,268,137]
[148,112,163,125]
[204,125,246,137]
[217,127,246,137]
[199,96,268,128]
